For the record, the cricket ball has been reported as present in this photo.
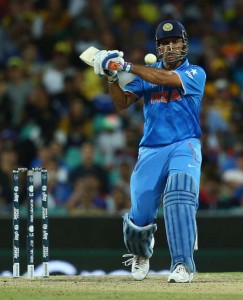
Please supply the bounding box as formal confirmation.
[144,53,157,64]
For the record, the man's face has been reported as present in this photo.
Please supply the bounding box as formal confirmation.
[157,37,185,64]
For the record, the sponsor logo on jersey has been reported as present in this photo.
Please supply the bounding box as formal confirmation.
[185,68,198,79]
[151,89,182,103]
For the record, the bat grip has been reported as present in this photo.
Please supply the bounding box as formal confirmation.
[108,61,121,71]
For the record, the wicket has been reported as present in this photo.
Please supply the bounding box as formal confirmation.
[12,167,49,278]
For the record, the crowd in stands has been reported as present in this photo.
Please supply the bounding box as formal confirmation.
[0,0,243,216]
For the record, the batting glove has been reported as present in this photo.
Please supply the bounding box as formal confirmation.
[94,50,133,75]
[103,69,119,83]
[93,50,108,75]
[103,51,133,73]
[94,50,123,76]
[107,60,133,73]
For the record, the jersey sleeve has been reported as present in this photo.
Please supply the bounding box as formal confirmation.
[173,66,206,96]
[123,76,144,100]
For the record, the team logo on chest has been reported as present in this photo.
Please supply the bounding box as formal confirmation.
[151,89,182,104]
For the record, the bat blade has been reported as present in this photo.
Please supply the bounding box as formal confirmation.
[79,46,99,67]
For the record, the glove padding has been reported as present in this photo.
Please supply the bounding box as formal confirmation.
[103,69,119,83]
[94,50,124,76]
[94,50,133,75]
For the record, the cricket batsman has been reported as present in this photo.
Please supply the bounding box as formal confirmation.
[93,19,206,283]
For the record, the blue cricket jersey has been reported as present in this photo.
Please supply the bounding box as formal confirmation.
[123,59,206,147]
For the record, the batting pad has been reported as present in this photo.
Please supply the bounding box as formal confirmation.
[123,213,157,258]
[163,173,198,273]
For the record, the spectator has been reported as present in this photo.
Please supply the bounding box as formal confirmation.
[222,150,243,208]
[68,141,110,194]
[95,114,126,168]
[199,173,222,209]
[66,173,107,215]
[42,40,74,95]
[106,185,130,215]
[5,56,33,126]
[34,157,72,210]
[20,83,60,144]
[58,95,94,148]
[0,72,12,131]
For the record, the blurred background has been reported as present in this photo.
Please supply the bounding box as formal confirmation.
[0,0,243,276]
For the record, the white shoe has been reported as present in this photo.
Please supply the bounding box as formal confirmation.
[123,254,149,280]
[168,264,193,283]
[122,237,154,280]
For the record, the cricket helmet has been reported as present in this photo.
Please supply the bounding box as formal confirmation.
[155,20,188,63]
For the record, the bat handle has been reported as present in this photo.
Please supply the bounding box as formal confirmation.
[108,61,121,71]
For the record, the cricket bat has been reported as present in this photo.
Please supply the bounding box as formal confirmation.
[79,46,121,70]
[79,46,99,67]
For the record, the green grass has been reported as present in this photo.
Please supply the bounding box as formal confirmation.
[0,273,243,300]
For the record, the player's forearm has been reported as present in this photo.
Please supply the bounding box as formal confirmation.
[131,65,177,86]
[108,82,131,110]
